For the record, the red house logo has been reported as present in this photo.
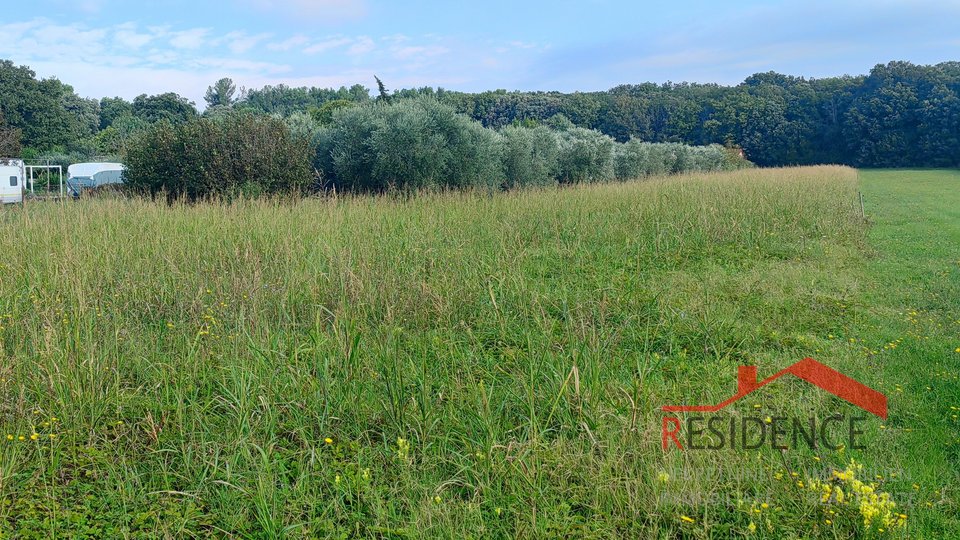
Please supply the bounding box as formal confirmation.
[662,358,887,419]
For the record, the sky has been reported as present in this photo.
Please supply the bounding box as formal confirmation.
[2,0,959,106]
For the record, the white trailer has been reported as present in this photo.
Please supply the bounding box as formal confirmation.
[66,162,125,197]
[0,158,25,205]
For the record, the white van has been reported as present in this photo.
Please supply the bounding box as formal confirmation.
[0,159,25,205]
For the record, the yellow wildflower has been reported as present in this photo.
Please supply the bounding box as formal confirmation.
[397,437,411,460]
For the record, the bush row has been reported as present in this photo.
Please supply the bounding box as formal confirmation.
[124,113,311,200]
[313,99,750,192]
[124,99,751,199]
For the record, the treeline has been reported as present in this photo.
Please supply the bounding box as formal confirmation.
[253,60,960,168]
[2,59,958,168]
[124,98,749,199]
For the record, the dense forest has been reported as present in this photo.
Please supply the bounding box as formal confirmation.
[1,59,958,168]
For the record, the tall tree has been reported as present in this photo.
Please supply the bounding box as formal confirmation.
[0,60,85,150]
[374,76,391,103]
[133,93,199,124]
[0,111,22,157]
[100,97,134,130]
[205,78,238,109]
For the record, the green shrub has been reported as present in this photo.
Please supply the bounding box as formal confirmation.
[310,99,355,125]
[319,98,503,192]
[124,112,311,200]
[93,115,150,156]
[614,140,750,180]
[499,125,559,189]
[322,104,381,191]
[614,140,657,180]
[283,112,321,141]
[555,127,615,184]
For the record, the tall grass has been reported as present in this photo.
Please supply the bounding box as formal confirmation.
[0,167,885,537]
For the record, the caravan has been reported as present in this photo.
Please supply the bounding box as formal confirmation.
[67,162,125,197]
[0,159,25,205]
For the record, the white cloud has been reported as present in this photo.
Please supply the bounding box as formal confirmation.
[244,0,368,20]
[509,41,539,50]
[191,58,292,74]
[303,37,353,54]
[348,36,375,56]
[114,23,156,49]
[219,32,273,54]
[0,17,540,104]
[267,35,310,52]
[145,50,179,65]
[75,0,107,13]
[6,20,44,37]
[169,28,209,50]
[392,45,449,60]
[1,20,108,61]
[381,34,410,43]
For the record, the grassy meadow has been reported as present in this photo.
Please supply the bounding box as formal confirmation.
[0,166,957,538]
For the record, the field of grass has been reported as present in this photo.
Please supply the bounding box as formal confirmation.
[0,166,956,538]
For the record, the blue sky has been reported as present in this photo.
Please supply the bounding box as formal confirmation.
[3,0,959,106]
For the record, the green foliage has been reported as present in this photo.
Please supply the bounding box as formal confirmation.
[124,112,311,200]
[99,97,133,130]
[614,141,742,180]
[310,99,356,125]
[132,93,199,124]
[843,62,960,167]
[315,100,748,192]
[555,127,615,184]
[614,140,669,179]
[61,93,101,141]
[92,115,150,156]
[20,149,98,169]
[374,76,391,103]
[204,77,238,109]
[500,125,559,189]
[544,113,575,131]
[0,112,22,157]
[283,111,321,141]
[5,57,960,167]
[240,84,370,116]
[320,98,503,192]
[0,60,95,151]
[0,127,21,157]
[433,62,960,167]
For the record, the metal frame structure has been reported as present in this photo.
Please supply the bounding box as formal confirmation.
[25,165,64,197]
